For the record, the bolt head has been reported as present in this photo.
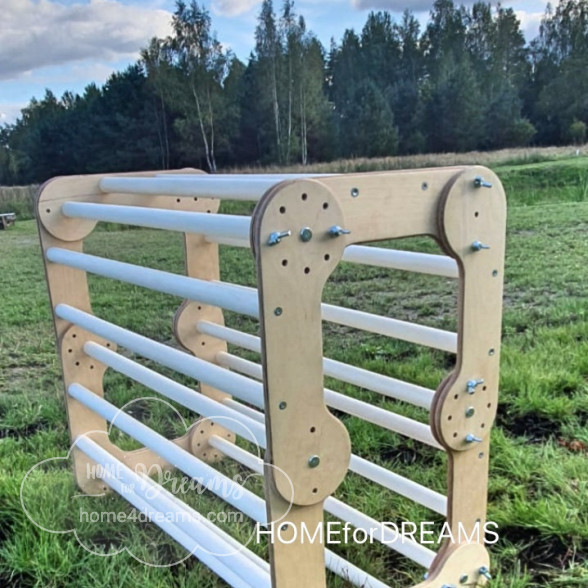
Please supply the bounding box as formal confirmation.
[279,401,287,410]
[308,455,320,468]
[299,227,313,242]
[465,407,476,418]
[274,307,283,316]
[459,574,469,584]
[350,187,359,198]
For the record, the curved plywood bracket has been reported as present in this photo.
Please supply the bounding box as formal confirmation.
[37,168,203,242]
[431,166,506,451]
[414,542,490,588]
[252,179,352,506]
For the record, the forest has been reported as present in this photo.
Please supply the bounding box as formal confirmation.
[1,0,587,185]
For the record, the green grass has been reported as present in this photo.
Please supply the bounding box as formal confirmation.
[1,158,587,587]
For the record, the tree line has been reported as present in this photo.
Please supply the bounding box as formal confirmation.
[1,0,587,185]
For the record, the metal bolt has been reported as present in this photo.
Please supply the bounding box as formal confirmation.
[274,307,283,316]
[474,176,492,189]
[421,182,429,191]
[279,401,287,410]
[479,566,492,580]
[459,574,469,584]
[308,455,320,468]
[466,378,484,394]
[268,230,291,246]
[492,269,499,277]
[299,227,313,242]
[471,240,491,251]
[466,434,483,443]
[328,225,351,237]
[350,187,360,198]
[465,407,476,418]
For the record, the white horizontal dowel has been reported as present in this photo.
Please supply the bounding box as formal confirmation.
[156,173,334,180]
[84,341,266,446]
[76,436,269,588]
[209,436,436,569]
[69,383,266,524]
[343,246,458,278]
[322,303,458,353]
[55,305,263,408]
[349,454,447,516]
[61,202,251,241]
[198,321,435,409]
[216,352,441,450]
[100,176,283,201]
[47,249,258,318]
[49,248,455,354]
[61,202,251,239]
[205,233,458,279]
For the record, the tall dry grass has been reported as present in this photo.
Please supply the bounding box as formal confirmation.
[225,144,588,174]
[0,185,39,220]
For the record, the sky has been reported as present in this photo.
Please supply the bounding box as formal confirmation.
[1,0,550,125]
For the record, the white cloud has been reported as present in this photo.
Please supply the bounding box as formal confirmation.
[0,0,173,81]
[350,0,438,10]
[211,0,261,17]
[0,102,28,125]
[516,10,544,40]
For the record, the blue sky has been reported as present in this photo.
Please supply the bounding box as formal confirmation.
[1,0,549,124]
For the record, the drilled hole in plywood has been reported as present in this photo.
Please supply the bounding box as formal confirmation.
[197,305,202,310]
[282,259,288,267]
[210,422,215,427]
[447,415,452,421]
[453,432,458,438]
[279,206,286,214]
[454,394,459,400]
[481,423,486,428]
[301,193,308,201]
[106,343,111,348]
[197,442,201,447]
[200,430,205,435]
[324,254,330,261]
[68,349,73,353]
[201,341,206,346]
[304,267,310,274]
[487,403,492,408]
[193,197,198,201]
[322,202,329,209]
[483,385,487,391]
[310,426,316,433]
[226,433,231,438]
[89,365,94,370]
[312,488,318,494]
[475,211,479,217]
[72,333,77,338]
[176,198,181,203]
[203,453,207,457]
[213,453,218,459]
[75,361,80,366]
[46,208,51,213]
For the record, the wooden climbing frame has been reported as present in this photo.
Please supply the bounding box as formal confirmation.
[36,166,506,587]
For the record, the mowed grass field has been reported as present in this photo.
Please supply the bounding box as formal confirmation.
[0,155,587,587]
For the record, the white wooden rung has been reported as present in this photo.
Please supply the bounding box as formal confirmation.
[69,383,266,523]
[216,352,442,450]
[198,321,436,409]
[76,436,269,588]
[84,341,266,445]
[55,305,264,407]
[49,248,456,353]
[47,249,258,318]
[100,176,283,201]
[62,202,251,239]
[209,435,437,569]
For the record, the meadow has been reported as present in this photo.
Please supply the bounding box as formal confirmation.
[0,150,587,587]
